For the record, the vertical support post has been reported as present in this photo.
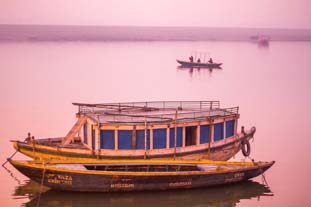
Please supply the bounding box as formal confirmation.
[197,123,200,145]
[174,110,178,160]
[233,115,239,148]
[114,128,118,150]
[223,119,227,143]
[144,116,147,160]
[150,127,153,150]
[234,116,238,137]
[77,114,81,138]
[182,126,186,147]
[97,114,102,159]
[132,125,136,149]
[95,124,100,159]
[79,123,83,141]
[166,126,170,149]
[87,121,92,147]
[208,118,214,159]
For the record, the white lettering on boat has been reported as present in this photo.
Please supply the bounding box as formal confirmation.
[169,179,192,187]
[225,172,245,182]
[110,183,135,188]
[47,173,72,185]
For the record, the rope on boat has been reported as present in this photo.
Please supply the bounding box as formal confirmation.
[36,162,46,207]
[2,150,18,167]
[249,157,270,187]
[2,162,22,185]
[261,170,269,186]
[2,149,22,185]
[40,163,46,190]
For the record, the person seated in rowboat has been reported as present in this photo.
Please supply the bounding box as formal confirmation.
[197,58,201,63]
[189,56,194,62]
[208,58,213,64]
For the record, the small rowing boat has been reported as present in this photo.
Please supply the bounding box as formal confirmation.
[176,60,222,68]
[9,159,274,192]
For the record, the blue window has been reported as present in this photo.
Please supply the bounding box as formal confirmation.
[83,123,87,144]
[136,129,150,149]
[214,123,224,141]
[169,127,183,148]
[100,130,115,149]
[200,125,210,144]
[118,130,132,150]
[226,120,235,138]
[153,129,167,149]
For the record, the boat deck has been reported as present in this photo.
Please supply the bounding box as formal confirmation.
[49,163,251,173]
[34,137,88,149]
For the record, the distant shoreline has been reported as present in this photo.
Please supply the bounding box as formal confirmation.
[0,24,310,42]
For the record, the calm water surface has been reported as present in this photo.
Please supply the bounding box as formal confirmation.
[0,41,310,207]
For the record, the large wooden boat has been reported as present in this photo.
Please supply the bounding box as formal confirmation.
[176,60,222,68]
[9,159,274,192]
[12,101,255,161]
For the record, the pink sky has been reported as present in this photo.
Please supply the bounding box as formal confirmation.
[0,0,310,28]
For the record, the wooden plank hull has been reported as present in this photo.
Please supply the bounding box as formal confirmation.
[9,159,274,192]
[12,128,255,161]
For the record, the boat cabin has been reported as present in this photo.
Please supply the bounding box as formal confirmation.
[62,101,239,159]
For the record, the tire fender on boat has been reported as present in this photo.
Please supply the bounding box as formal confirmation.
[241,139,251,157]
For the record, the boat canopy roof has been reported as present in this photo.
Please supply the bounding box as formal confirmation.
[73,101,239,125]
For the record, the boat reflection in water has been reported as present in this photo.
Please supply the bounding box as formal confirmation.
[15,180,273,207]
[177,65,222,77]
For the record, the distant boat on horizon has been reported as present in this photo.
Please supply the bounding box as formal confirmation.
[250,35,270,46]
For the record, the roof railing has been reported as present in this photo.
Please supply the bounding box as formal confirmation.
[93,106,239,124]
[74,101,221,114]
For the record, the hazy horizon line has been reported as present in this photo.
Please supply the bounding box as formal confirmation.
[1,23,310,31]
[1,24,310,42]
